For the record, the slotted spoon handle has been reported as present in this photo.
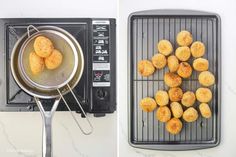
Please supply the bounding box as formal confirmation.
[27,25,39,38]
[57,84,93,135]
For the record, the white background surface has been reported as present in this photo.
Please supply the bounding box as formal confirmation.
[118,0,236,157]
[0,0,117,157]
[0,0,117,18]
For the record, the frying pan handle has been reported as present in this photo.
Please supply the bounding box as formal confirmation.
[27,25,39,38]
[35,97,60,157]
[57,85,93,135]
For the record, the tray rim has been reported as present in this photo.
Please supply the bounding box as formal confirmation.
[127,9,221,151]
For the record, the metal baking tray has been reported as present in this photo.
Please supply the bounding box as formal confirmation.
[128,10,221,150]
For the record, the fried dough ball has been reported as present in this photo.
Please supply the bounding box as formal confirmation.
[164,72,182,87]
[45,49,63,70]
[181,91,196,107]
[140,97,157,112]
[151,53,166,69]
[168,87,183,102]
[170,102,183,118]
[196,88,212,103]
[157,40,173,56]
[138,60,155,77]
[177,62,193,78]
[166,118,183,135]
[29,52,45,75]
[193,58,209,71]
[156,106,171,122]
[155,90,169,106]
[199,103,212,118]
[183,107,199,122]
[190,41,205,58]
[167,55,179,72]
[176,30,193,46]
[198,71,215,87]
[34,36,54,58]
[175,46,191,61]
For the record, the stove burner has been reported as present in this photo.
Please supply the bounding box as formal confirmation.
[6,24,87,111]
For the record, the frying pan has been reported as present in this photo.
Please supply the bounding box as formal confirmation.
[11,25,93,157]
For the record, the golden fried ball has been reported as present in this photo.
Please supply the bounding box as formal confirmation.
[164,72,182,87]
[193,58,209,71]
[157,40,173,56]
[140,97,157,112]
[198,71,215,87]
[34,36,54,58]
[176,30,193,46]
[183,107,199,122]
[175,46,191,61]
[168,87,183,102]
[156,106,171,122]
[199,103,212,118]
[167,55,179,72]
[29,52,45,75]
[177,62,193,78]
[170,102,183,118]
[151,53,166,69]
[166,118,183,135]
[155,90,169,106]
[45,49,63,70]
[181,91,196,107]
[190,41,205,58]
[138,60,155,77]
[196,88,212,103]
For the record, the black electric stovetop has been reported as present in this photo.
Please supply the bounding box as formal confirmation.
[0,18,116,117]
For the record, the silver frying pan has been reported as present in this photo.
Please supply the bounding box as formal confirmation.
[10,25,93,157]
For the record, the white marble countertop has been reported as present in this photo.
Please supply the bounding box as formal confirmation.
[0,112,117,157]
[0,0,117,18]
[0,0,117,157]
[118,0,236,156]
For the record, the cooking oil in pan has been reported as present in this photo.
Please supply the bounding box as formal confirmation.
[22,33,75,87]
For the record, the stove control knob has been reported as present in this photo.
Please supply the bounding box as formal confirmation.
[96,89,107,99]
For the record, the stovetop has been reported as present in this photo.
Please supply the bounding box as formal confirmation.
[0,18,116,116]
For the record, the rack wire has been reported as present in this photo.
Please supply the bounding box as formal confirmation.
[130,15,219,145]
